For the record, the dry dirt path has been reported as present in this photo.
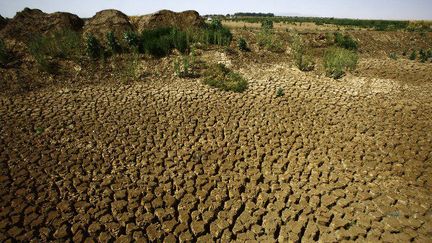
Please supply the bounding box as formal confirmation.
[1,63,431,242]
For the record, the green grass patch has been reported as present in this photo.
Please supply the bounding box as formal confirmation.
[203,63,248,92]
[324,47,358,79]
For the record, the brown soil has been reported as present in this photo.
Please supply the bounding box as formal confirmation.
[1,18,432,242]
[131,10,205,32]
[83,9,134,40]
[0,8,84,42]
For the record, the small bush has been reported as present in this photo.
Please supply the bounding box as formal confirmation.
[203,63,248,92]
[427,49,432,59]
[238,38,249,51]
[291,34,315,71]
[106,32,122,54]
[85,34,103,59]
[0,38,13,66]
[142,28,173,57]
[419,49,428,63]
[261,19,274,30]
[276,87,285,97]
[124,31,142,53]
[324,47,358,79]
[210,19,223,30]
[334,32,358,50]
[409,50,417,60]
[257,30,284,53]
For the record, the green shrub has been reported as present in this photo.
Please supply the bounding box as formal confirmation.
[291,34,315,71]
[210,19,223,29]
[409,50,417,60]
[261,19,274,30]
[106,32,122,54]
[324,47,358,79]
[238,38,249,51]
[257,30,284,53]
[85,34,103,59]
[203,63,248,92]
[427,49,432,59]
[0,38,12,66]
[124,31,142,52]
[276,87,285,97]
[334,32,358,50]
[419,49,428,63]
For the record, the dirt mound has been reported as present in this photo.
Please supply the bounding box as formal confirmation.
[1,8,83,41]
[0,15,7,30]
[0,8,83,42]
[133,10,205,32]
[83,9,134,40]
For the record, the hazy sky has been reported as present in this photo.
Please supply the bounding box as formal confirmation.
[1,0,431,20]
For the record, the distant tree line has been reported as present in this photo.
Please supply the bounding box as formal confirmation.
[234,12,275,17]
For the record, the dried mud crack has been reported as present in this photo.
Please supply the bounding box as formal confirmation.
[1,63,431,242]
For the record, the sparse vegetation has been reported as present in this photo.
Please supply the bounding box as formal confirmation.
[106,32,122,55]
[291,34,315,71]
[389,52,397,60]
[174,54,199,78]
[261,19,274,30]
[257,29,284,53]
[124,31,142,53]
[334,32,358,50]
[231,16,415,31]
[28,29,83,73]
[0,38,13,66]
[238,38,249,51]
[85,34,103,59]
[276,87,285,97]
[419,49,428,63]
[409,50,417,60]
[202,21,233,46]
[203,63,248,92]
[324,47,358,79]
[116,53,141,83]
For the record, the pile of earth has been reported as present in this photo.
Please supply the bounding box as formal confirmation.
[0,8,84,42]
[0,15,7,30]
[83,9,134,40]
[131,9,205,32]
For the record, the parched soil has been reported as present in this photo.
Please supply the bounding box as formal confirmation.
[1,56,431,242]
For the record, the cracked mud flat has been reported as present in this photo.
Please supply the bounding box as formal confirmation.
[1,62,432,242]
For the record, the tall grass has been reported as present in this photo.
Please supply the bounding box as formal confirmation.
[291,34,314,71]
[28,29,83,73]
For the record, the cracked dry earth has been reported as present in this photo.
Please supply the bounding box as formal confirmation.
[1,63,432,242]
